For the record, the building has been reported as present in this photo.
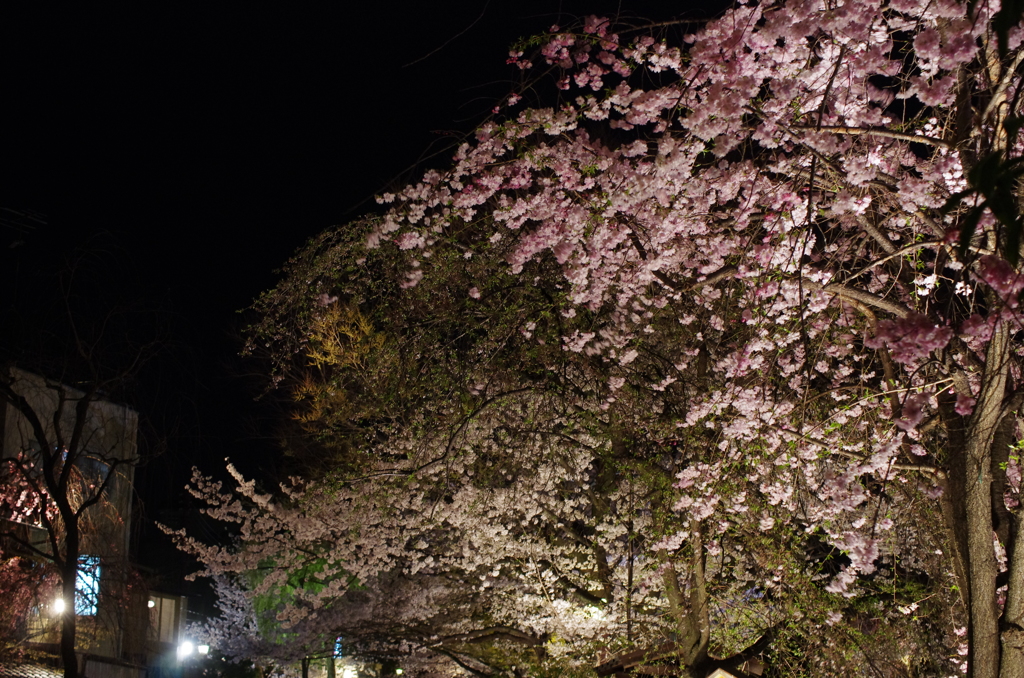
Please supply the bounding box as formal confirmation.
[0,367,145,673]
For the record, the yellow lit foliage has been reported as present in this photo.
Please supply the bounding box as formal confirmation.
[291,303,387,432]
[305,303,383,371]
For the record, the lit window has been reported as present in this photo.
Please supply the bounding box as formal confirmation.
[76,556,100,616]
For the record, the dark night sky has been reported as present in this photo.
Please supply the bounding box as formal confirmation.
[1,2,726,591]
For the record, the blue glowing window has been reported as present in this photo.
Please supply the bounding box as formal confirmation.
[76,556,100,616]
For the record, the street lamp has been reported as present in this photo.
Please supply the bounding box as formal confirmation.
[52,598,66,615]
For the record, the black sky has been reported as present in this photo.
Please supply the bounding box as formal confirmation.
[2,1,727,588]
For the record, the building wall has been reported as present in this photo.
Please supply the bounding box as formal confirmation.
[1,367,137,557]
[1,367,140,662]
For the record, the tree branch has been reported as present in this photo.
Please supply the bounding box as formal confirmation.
[796,125,952,149]
[803,280,912,318]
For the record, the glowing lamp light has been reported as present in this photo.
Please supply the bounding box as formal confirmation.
[197,645,210,655]
[148,600,156,608]
[53,598,66,614]
[395,670,404,675]
[177,641,194,659]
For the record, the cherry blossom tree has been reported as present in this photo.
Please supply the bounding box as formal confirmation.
[183,0,1024,676]
[184,230,941,676]
[0,475,61,662]
[184,218,954,675]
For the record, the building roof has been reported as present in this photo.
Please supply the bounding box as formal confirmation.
[0,661,64,678]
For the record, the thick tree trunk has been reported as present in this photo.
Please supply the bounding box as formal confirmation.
[938,387,972,612]
[60,577,78,678]
[659,521,709,676]
[686,522,710,668]
[1001,511,1024,678]
[60,563,79,678]
[59,509,80,678]
[963,324,1010,678]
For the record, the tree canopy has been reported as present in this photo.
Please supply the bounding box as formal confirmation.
[177,1,1024,676]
